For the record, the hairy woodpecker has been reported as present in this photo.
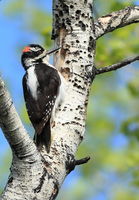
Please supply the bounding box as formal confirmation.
[21,44,65,152]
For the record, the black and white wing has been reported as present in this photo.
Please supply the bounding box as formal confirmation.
[22,63,61,152]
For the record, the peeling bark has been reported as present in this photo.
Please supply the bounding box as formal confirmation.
[1,1,139,200]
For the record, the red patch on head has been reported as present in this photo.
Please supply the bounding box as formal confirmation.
[23,46,31,53]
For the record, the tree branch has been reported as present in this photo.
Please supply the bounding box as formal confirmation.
[95,55,139,75]
[95,6,139,39]
[75,156,90,166]
[0,77,36,159]
[66,155,90,174]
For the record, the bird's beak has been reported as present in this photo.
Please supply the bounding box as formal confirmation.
[47,47,61,55]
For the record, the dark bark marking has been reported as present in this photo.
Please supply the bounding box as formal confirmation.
[41,156,51,167]
[76,10,81,15]
[73,50,80,56]
[62,121,84,127]
[76,10,81,20]
[73,82,86,91]
[70,5,74,9]
[50,180,59,200]
[88,36,95,52]
[74,129,83,140]
[89,3,93,12]
[59,10,63,17]
[76,90,85,95]
[78,21,86,31]
[34,168,47,193]
[63,3,69,14]
[121,7,132,24]
[61,67,70,79]
[74,77,81,83]
[7,177,13,184]
[74,117,81,121]
[75,129,80,135]
[88,53,92,58]
[66,18,71,26]
[65,60,71,64]
[71,59,78,63]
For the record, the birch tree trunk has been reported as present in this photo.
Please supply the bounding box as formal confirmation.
[1,1,139,199]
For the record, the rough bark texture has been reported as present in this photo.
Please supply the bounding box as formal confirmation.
[95,6,139,39]
[1,1,139,200]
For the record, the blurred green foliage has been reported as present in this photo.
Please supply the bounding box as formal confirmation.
[1,0,139,199]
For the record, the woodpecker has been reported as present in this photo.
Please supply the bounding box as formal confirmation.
[21,44,65,152]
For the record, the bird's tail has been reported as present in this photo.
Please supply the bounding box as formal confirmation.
[34,119,51,153]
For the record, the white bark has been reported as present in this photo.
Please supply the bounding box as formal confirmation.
[1,1,139,200]
[95,6,139,39]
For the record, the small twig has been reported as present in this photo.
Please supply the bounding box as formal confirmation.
[75,156,90,166]
[66,154,91,174]
[95,55,139,75]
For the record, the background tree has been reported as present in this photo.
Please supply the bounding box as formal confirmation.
[0,0,139,199]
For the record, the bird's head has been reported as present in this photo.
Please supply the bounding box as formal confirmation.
[21,44,60,70]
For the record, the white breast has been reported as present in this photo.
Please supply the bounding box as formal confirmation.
[26,66,39,100]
